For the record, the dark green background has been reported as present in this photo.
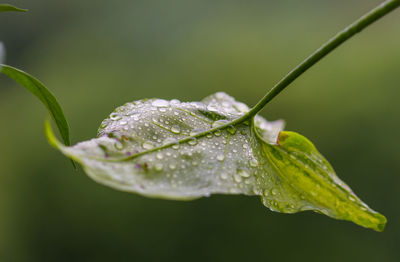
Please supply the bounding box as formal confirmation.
[1,0,399,261]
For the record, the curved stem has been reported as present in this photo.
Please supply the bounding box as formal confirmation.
[91,0,400,163]
[244,0,400,119]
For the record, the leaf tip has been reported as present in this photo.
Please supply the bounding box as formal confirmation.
[44,118,77,169]
[0,4,28,12]
[355,209,387,232]
[375,213,387,232]
[44,118,61,149]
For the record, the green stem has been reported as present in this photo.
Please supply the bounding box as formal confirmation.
[243,0,400,119]
[86,0,400,162]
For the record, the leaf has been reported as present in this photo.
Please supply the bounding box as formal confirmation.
[0,42,4,66]
[254,129,386,232]
[1,65,71,147]
[45,92,386,231]
[0,4,27,12]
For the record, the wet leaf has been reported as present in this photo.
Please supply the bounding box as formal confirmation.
[0,4,27,12]
[45,92,386,231]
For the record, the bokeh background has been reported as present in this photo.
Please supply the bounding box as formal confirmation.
[1,0,399,261]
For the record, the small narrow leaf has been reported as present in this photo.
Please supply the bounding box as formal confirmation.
[0,4,27,12]
[45,92,386,230]
[0,42,4,66]
[1,65,71,146]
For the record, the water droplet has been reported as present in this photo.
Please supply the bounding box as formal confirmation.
[348,196,356,202]
[188,138,197,146]
[211,119,230,128]
[142,142,154,150]
[220,173,228,180]
[234,102,249,113]
[207,104,219,112]
[237,169,250,178]
[240,130,247,135]
[152,99,169,107]
[172,144,180,150]
[233,174,243,183]
[214,131,222,137]
[114,142,124,150]
[170,99,180,105]
[206,133,213,139]
[169,163,176,170]
[154,163,163,171]
[216,154,225,161]
[119,120,127,125]
[227,125,236,135]
[190,128,204,136]
[156,152,163,159]
[171,125,181,134]
[163,137,177,145]
[249,159,258,167]
[110,113,121,121]
[263,189,269,196]
[271,189,278,196]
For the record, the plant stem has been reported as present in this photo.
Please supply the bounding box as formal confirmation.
[243,0,400,119]
[100,0,400,162]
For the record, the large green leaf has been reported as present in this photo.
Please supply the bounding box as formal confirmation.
[0,4,27,12]
[45,92,386,231]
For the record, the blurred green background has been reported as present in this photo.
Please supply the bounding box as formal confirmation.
[1,0,399,261]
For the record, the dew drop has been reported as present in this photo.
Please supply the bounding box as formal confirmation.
[216,154,225,161]
[170,99,181,105]
[214,131,222,137]
[110,113,121,121]
[154,163,163,171]
[271,189,278,196]
[190,128,204,136]
[172,144,180,150]
[171,125,181,134]
[249,159,258,167]
[263,189,269,196]
[233,174,243,183]
[119,120,127,126]
[169,163,176,170]
[142,142,154,150]
[348,196,356,202]
[188,138,197,146]
[237,169,250,178]
[114,142,124,150]
[211,119,229,128]
[227,125,236,135]
[152,99,169,107]
[163,137,177,145]
[207,104,219,112]
[156,152,163,159]
[220,173,228,180]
